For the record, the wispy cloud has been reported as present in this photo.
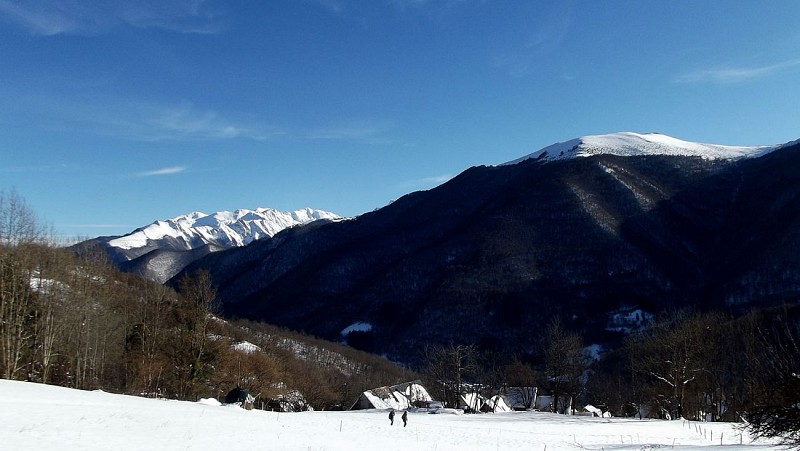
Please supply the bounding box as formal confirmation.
[0,163,82,173]
[304,0,345,14]
[400,174,452,190]
[675,58,800,84]
[310,119,395,144]
[136,166,187,177]
[18,94,281,142]
[150,103,276,141]
[387,0,433,9]
[307,0,474,16]
[387,0,473,11]
[492,2,575,78]
[417,174,452,185]
[0,0,223,35]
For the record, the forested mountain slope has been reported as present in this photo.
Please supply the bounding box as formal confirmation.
[177,136,800,364]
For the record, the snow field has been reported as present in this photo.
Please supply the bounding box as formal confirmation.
[0,380,780,450]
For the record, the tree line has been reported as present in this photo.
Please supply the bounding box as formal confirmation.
[0,190,413,409]
[420,310,800,446]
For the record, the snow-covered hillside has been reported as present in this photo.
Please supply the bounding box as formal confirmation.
[504,132,779,165]
[0,380,780,450]
[108,207,339,251]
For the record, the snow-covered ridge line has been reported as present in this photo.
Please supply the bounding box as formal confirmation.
[109,207,339,251]
[503,132,782,166]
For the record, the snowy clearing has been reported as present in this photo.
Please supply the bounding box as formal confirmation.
[0,380,780,450]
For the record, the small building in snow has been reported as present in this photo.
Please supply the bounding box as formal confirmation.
[536,395,573,414]
[503,386,538,411]
[350,381,432,410]
[460,392,485,413]
[223,387,255,410]
[482,395,512,413]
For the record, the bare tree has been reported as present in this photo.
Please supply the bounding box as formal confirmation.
[0,249,36,379]
[502,358,539,409]
[0,189,44,246]
[544,318,584,414]
[174,269,217,399]
[29,246,69,383]
[745,319,800,447]
[626,311,709,419]
[125,281,173,395]
[0,190,46,379]
[423,343,478,409]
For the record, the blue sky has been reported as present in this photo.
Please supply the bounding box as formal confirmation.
[2,0,799,240]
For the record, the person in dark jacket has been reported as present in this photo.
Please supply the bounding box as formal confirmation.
[389,409,395,425]
[401,410,408,427]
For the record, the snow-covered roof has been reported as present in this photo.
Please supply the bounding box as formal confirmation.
[361,391,410,410]
[502,387,537,409]
[352,381,432,410]
[483,395,512,413]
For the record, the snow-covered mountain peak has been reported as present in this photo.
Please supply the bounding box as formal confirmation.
[504,132,779,165]
[108,207,339,252]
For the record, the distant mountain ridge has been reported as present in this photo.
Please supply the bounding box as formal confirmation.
[108,208,340,251]
[74,207,340,283]
[504,132,781,165]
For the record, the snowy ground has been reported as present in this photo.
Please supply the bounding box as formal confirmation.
[0,380,781,450]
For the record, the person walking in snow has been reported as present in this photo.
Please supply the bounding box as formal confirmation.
[401,410,408,427]
[389,409,395,425]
